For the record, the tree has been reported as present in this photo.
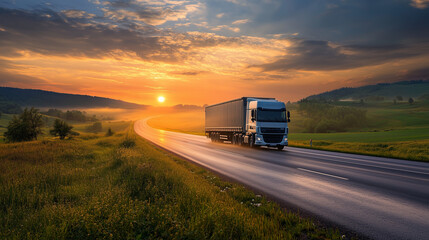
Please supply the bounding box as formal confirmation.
[50,119,73,139]
[4,107,43,142]
[408,97,414,105]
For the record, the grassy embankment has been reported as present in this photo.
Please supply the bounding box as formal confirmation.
[147,102,429,162]
[0,123,341,239]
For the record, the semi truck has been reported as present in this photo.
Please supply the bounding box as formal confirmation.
[205,97,290,150]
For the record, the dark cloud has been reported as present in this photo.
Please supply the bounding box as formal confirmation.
[0,7,240,63]
[254,39,425,72]
[0,8,165,59]
[224,0,429,45]
[103,0,191,26]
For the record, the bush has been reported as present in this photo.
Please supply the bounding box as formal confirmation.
[50,119,73,139]
[105,127,114,137]
[120,137,136,148]
[4,107,43,142]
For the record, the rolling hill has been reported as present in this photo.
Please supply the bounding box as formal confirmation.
[0,87,146,109]
[305,80,429,101]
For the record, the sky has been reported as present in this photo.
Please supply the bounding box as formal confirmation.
[0,0,429,105]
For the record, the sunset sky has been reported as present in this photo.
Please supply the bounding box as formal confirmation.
[1,0,429,105]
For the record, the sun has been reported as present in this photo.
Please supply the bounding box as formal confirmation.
[157,96,165,103]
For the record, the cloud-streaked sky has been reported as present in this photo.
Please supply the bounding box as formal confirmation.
[1,0,428,105]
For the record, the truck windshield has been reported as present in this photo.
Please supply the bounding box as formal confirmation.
[257,110,287,122]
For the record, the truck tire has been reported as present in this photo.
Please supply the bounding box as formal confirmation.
[249,135,254,148]
[277,145,284,150]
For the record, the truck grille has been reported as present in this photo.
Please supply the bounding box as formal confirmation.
[263,134,284,143]
[260,128,285,133]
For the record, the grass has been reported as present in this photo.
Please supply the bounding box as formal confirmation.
[289,140,429,162]
[0,125,342,239]
[0,114,14,139]
[73,120,131,133]
[289,127,429,142]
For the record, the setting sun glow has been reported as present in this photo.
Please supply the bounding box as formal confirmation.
[158,96,165,103]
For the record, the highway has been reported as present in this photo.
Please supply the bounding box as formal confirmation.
[134,118,429,240]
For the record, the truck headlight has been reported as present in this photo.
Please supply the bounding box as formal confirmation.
[257,137,261,141]
[284,138,288,141]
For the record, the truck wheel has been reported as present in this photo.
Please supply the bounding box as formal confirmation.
[277,145,284,150]
[249,135,254,148]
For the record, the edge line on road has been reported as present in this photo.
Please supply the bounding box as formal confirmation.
[298,168,349,181]
[289,148,429,176]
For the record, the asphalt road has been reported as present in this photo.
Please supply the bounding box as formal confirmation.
[134,118,429,240]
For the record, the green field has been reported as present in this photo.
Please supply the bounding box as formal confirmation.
[0,125,342,239]
[290,127,429,142]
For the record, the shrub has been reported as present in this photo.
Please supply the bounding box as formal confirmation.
[106,127,114,137]
[120,137,136,148]
[4,107,43,142]
[50,119,73,139]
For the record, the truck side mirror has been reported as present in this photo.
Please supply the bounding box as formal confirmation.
[251,117,255,122]
[287,111,291,122]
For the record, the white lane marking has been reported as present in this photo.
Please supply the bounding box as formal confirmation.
[297,168,349,181]
[289,148,429,176]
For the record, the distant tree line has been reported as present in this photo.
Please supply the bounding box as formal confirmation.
[297,102,367,133]
[43,109,98,122]
[0,100,22,114]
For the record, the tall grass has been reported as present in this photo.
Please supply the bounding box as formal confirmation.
[290,140,429,162]
[0,126,341,239]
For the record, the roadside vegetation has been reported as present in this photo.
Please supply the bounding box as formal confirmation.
[0,125,342,239]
